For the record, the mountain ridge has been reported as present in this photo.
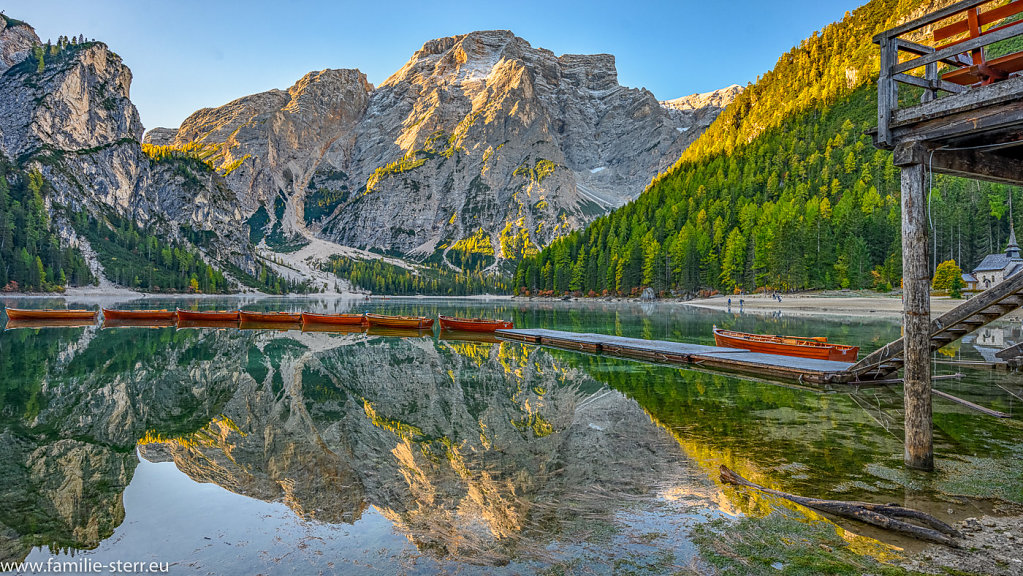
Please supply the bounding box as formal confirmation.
[1,17,737,294]
[150,29,739,274]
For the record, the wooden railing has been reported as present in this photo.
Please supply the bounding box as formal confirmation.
[875,0,1023,145]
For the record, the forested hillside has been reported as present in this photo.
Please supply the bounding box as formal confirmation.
[0,159,93,292]
[514,0,1020,296]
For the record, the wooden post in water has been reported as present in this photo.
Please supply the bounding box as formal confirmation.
[895,142,933,471]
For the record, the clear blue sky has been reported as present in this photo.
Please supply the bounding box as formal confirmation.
[5,0,864,131]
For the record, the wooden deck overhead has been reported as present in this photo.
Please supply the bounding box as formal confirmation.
[874,0,1023,186]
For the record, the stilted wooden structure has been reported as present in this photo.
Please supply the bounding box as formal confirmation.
[873,0,1023,470]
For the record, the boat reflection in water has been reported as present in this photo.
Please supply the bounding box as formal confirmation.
[5,318,98,330]
[102,317,177,329]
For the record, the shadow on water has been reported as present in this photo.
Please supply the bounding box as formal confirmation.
[0,298,1020,573]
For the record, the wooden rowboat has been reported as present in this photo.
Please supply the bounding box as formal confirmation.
[365,313,434,329]
[176,309,240,322]
[6,308,97,320]
[103,308,177,321]
[239,311,302,323]
[301,312,366,326]
[438,315,513,332]
[712,326,858,362]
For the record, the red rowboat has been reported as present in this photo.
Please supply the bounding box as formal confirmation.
[6,308,97,320]
[239,311,302,323]
[365,313,434,329]
[301,312,366,326]
[438,315,513,332]
[712,326,858,362]
[103,308,177,321]
[176,309,240,322]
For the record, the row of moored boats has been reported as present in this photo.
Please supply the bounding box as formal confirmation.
[4,308,514,332]
[3,309,860,361]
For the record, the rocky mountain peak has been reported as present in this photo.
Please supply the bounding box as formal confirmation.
[0,37,141,159]
[0,14,41,75]
[658,84,743,138]
[144,29,741,269]
[661,84,743,112]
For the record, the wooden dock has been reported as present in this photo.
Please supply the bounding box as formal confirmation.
[495,328,855,385]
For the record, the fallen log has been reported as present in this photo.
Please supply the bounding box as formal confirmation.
[719,465,961,547]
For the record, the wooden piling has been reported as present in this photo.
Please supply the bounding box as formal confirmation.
[896,144,934,471]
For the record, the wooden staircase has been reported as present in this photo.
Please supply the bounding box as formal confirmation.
[846,269,1023,381]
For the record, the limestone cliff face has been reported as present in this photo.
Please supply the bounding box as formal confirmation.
[0,15,36,75]
[168,69,373,217]
[158,31,738,266]
[0,18,258,278]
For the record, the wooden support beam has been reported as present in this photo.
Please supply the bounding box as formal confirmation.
[892,24,1023,75]
[891,100,1023,146]
[878,36,899,146]
[930,148,1023,185]
[893,75,1023,125]
[899,150,934,471]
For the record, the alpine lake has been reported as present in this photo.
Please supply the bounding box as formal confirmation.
[1,297,1021,575]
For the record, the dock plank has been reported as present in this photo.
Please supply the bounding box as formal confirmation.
[495,328,855,384]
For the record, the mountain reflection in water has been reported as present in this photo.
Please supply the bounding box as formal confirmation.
[1,300,1020,573]
[0,319,713,570]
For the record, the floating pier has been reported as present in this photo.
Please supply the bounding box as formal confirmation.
[495,328,855,385]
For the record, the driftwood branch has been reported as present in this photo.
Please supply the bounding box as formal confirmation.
[719,465,961,547]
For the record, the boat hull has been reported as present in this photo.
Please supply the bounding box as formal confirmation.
[713,327,858,362]
[239,311,302,323]
[6,308,97,321]
[301,312,366,326]
[176,309,240,322]
[365,313,434,329]
[438,315,513,332]
[102,308,177,321]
